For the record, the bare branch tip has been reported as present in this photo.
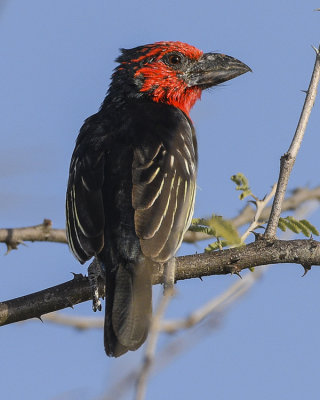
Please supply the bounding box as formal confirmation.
[42,218,52,227]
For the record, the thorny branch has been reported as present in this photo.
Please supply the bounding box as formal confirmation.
[1,238,320,326]
[265,45,320,238]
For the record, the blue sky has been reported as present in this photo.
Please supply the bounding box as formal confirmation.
[1,1,320,399]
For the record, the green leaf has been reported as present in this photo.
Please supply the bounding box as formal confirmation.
[231,173,252,200]
[207,214,241,247]
[291,220,310,237]
[191,214,241,252]
[278,218,287,232]
[282,218,300,233]
[300,220,320,236]
[188,224,217,236]
[278,216,319,237]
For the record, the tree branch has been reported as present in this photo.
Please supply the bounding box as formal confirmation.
[1,238,320,326]
[265,45,320,238]
[0,219,67,253]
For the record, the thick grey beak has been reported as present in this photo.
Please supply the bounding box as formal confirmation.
[186,53,251,89]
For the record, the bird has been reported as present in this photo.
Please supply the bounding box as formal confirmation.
[66,41,250,357]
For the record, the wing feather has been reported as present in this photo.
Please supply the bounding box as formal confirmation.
[133,121,197,263]
[66,137,106,263]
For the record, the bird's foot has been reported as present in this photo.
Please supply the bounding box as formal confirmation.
[88,258,105,312]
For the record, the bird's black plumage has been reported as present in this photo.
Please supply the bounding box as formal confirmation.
[67,99,197,356]
[66,41,250,357]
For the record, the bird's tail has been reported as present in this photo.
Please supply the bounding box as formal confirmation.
[104,259,152,357]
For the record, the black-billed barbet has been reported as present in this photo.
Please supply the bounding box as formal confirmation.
[66,41,250,357]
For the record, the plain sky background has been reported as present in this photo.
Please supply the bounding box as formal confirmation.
[1,1,320,399]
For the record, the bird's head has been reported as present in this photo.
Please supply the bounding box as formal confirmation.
[109,41,251,116]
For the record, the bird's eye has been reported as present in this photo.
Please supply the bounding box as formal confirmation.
[168,54,182,65]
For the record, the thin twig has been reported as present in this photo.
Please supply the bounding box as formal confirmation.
[265,45,320,238]
[240,183,277,242]
[42,312,103,330]
[135,287,174,400]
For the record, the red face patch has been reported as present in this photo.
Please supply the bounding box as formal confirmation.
[131,41,203,115]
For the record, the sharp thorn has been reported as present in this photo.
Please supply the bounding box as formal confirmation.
[300,90,308,94]
[198,276,203,281]
[301,264,312,277]
[230,267,242,279]
[233,271,242,279]
[251,231,263,241]
[71,272,85,281]
[311,45,319,55]
[68,301,74,309]
[65,299,74,309]
[38,316,44,323]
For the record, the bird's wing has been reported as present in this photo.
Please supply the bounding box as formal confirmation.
[66,117,106,263]
[132,123,197,263]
